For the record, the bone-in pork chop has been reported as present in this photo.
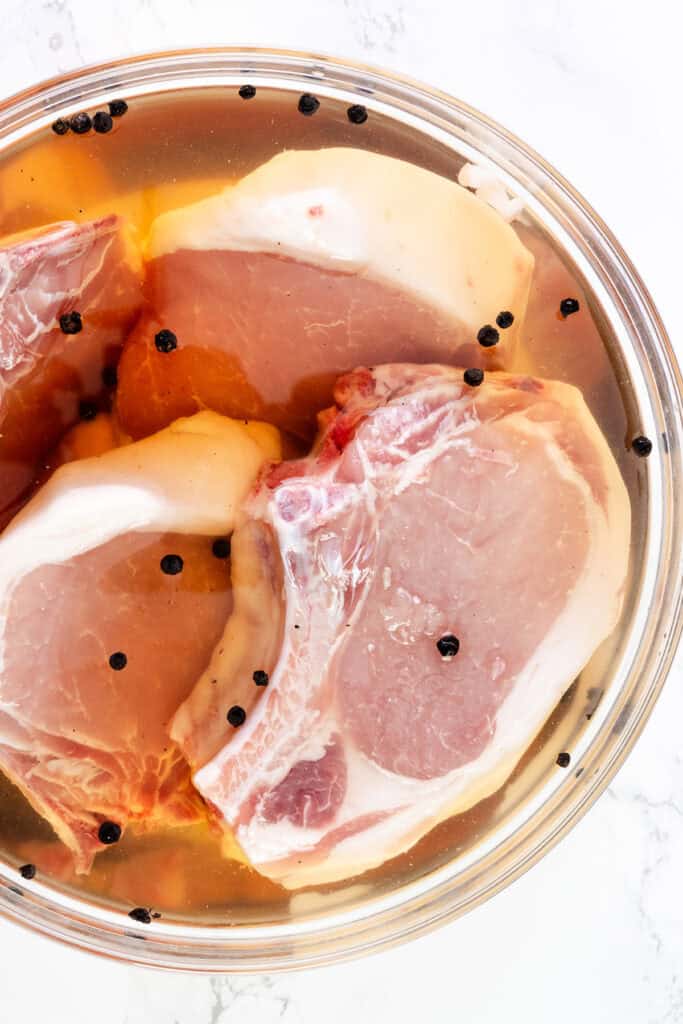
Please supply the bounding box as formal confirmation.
[0,412,280,872]
[116,148,533,441]
[0,216,142,524]
[172,364,630,888]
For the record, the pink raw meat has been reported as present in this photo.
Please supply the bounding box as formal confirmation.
[0,413,276,873]
[116,147,533,442]
[0,216,142,524]
[172,364,630,888]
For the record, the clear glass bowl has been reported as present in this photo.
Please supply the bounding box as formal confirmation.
[0,47,681,972]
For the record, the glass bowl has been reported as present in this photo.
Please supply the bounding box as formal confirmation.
[0,47,681,972]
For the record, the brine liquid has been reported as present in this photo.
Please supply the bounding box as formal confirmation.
[0,86,644,925]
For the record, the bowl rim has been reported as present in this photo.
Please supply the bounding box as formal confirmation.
[0,45,681,973]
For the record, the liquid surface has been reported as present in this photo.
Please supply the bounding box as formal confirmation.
[0,86,644,925]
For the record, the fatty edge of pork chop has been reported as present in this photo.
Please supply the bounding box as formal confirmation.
[174,365,630,889]
[147,147,534,356]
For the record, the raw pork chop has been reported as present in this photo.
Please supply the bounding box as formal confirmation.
[172,364,630,888]
[0,412,280,872]
[0,216,142,524]
[117,148,533,440]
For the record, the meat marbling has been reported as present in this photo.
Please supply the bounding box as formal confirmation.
[172,364,630,888]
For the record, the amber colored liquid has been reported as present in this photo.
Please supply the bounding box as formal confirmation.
[0,87,645,925]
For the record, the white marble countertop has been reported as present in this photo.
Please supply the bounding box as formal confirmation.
[1,1,682,1021]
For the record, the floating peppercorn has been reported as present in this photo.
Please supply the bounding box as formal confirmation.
[298,93,320,116]
[20,864,36,880]
[108,99,128,117]
[93,111,113,134]
[239,84,256,99]
[79,400,98,422]
[59,311,82,335]
[102,365,118,389]
[556,751,571,768]
[109,651,127,671]
[212,537,231,559]
[70,112,92,135]
[160,553,184,576]
[560,297,580,317]
[437,634,460,658]
[128,907,152,924]
[477,324,500,348]
[227,705,247,727]
[51,118,70,136]
[631,435,652,458]
[463,368,484,387]
[253,670,269,687]
[347,104,368,124]
[496,311,514,329]
[98,821,122,845]
[154,329,178,353]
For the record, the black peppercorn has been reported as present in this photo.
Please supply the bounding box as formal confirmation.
[108,99,128,118]
[79,400,98,422]
[556,752,571,768]
[496,311,514,329]
[463,368,484,387]
[477,325,500,348]
[51,118,70,136]
[560,297,580,317]
[128,907,152,924]
[98,821,122,845]
[160,554,184,576]
[239,84,256,100]
[347,104,368,124]
[102,365,118,390]
[20,864,36,880]
[154,329,178,353]
[253,670,269,687]
[227,705,247,727]
[109,651,127,671]
[93,111,113,134]
[212,537,231,559]
[631,435,653,458]
[70,112,92,135]
[298,93,320,116]
[59,311,83,335]
[437,634,460,658]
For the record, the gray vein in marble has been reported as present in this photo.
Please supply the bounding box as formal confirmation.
[632,792,683,821]
[638,855,666,956]
[658,980,683,1024]
[606,785,683,1021]
[343,0,405,54]
[38,0,84,71]
[207,975,295,1023]
[64,2,85,63]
